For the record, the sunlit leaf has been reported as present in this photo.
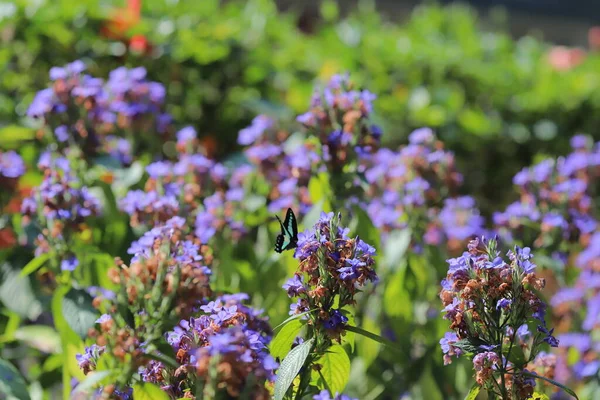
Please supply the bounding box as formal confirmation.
[274,338,314,400]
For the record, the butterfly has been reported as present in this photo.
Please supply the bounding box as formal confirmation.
[275,208,298,253]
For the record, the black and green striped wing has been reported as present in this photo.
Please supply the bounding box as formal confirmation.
[275,208,298,253]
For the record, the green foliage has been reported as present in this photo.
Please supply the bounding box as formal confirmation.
[274,338,314,400]
[132,382,171,400]
[311,345,351,394]
[3,0,600,212]
[61,288,98,339]
[0,358,31,400]
[270,318,305,361]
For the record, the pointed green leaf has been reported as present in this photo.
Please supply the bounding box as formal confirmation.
[72,370,114,395]
[274,338,314,400]
[520,371,579,399]
[356,316,381,369]
[0,358,30,400]
[14,325,62,353]
[270,318,304,360]
[344,325,405,356]
[0,263,42,320]
[464,383,480,400]
[19,254,50,277]
[133,382,170,400]
[62,288,98,339]
[313,345,350,394]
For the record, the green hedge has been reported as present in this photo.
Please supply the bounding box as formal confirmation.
[3,0,600,211]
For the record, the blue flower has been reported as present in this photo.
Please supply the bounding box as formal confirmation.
[282,275,306,297]
[60,256,79,272]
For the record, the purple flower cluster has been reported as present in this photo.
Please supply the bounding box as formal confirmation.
[239,115,318,216]
[551,231,600,381]
[28,61,171,160]
[0,151,25,199]
[440,237,557,395]
[0,150,26,181]
[361,128,473,249]
[424,196,485,250]
[284,212,377,341]
[297,74,381,184]
[21,156,101,271]
[120,127,246,242]
[141,293,276,399]
[76,344,105,375]
[494,135,599,251]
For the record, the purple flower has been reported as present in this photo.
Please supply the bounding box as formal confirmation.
[60,256,79,272]
[571,134,591,150]
[496,298,512,310]
[238,115,273,145]
[146,161,172,178]
[176,126,197,144]
[313,391,357,400]
[323,309,348,330]
[537,325,559,347]
[282,275,306,297]
[408,128,434,145]
[0,151,26,179]
[95,314,112,324]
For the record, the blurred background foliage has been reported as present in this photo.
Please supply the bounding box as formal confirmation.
[3,0,600,210]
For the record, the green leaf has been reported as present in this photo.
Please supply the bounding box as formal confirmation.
[383,229,411,268]
[356,316,381,369]
[270,318,304,360]
[72,370,114,395]
[13,325,61,353]
[274,338,314,400]
[0,125,35,148]
[308,172,330,204]
[530,393,550,400]
[0,263,43,320]
[62,288,98,339]
[19,254,50,277]
[464,383,480,400]
[0,358,31,400]
[383,264,412,320]
[520,371,579,399]
[312,345,350,394]
[133,382,170,400]
[341,310,355,352]
[344,325,404,355]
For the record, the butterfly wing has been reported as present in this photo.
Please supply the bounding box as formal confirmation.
[274,209,298,253]
[283,208,298,248]
[275,215,289,253]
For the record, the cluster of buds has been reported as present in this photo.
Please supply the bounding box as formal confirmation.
[137,293,275,399]
[439,237,559,399]
[81,217,213,393]
[21,156,101,274]
[283,212,377,346]
[27,60,171,161]
[296,73,381,176]
[494,135,599,258]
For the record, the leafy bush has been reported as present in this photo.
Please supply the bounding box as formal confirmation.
[3,0,600,212]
